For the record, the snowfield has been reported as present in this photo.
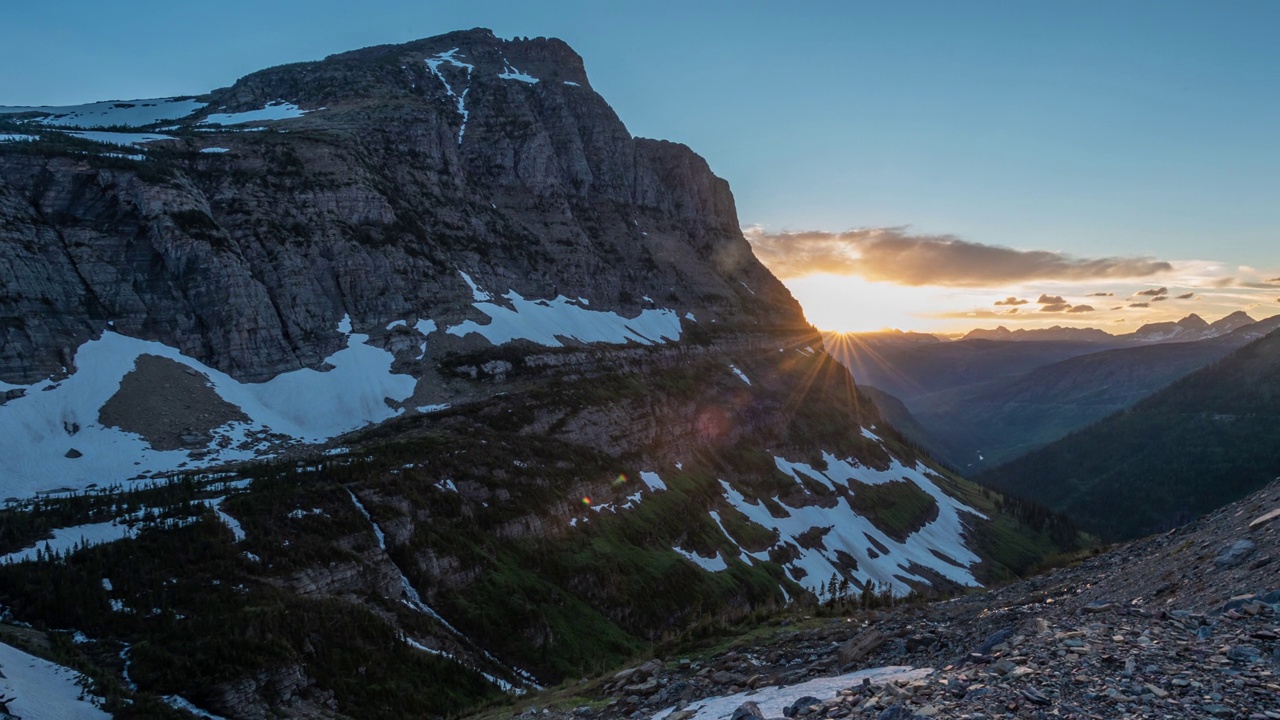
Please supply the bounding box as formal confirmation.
[447,286,683,348]
[718,452,986,594]
[0,317,414,499]
[199,101,311,126]
[0,97,205,128]
[0,639,112,720]
[628,454,987,597]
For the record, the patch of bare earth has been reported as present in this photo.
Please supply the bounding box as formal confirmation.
[98,354,248,451]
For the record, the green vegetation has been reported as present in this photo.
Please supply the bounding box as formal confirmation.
[846,479,938,542]
[0,335,1083,718]
[981,329,1280,540]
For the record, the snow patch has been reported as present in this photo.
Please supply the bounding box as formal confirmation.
[0,323,416,498]
[711,450,977,591]
[0,97,205,128]
[0,639,112,720]
[563,81,580,87]
[199,147,230,153]
[458,271,492,301]
[674,547,728,572]
[639,471,667,492]
[414,318,438,358]
[732,451,986,594]
[0,133,37,143]
[212,499,246,542]
[425,49,475,143]
[162,695,228,720]
[199,101,310,126]
[447,291,682,348]
[657,666,931,720]
[728,365,751,385]
[498,57,539,84]
[66,131,174,148]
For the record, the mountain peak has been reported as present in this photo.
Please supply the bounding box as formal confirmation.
[1209,310,1256,333]
[1176,313,1209,330]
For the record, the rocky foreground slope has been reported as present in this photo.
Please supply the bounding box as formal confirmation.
[525,480,1280,720]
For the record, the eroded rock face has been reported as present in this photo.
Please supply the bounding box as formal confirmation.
[0,29,803,385]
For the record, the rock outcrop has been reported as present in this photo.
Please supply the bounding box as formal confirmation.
[0,28,800,385]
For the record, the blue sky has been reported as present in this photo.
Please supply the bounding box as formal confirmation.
[4,1,1278,331]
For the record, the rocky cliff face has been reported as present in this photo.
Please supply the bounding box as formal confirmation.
[0,28,798,386]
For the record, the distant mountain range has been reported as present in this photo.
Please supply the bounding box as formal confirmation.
[962,311,1260,344]
[980,324,1280,539]
[827,312,1280,471]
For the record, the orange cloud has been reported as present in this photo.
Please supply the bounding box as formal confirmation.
[743,227,1174,286]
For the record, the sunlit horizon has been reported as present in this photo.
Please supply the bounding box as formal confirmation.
[779,270,1280,336]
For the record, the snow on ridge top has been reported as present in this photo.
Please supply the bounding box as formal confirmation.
[446,290,682,348]
[425,49,475,144]
[199,101,312,126]
[0,97,206,128]
[0,133,37,143]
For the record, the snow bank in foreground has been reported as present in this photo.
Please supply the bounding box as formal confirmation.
[655,666,932,720]
[0,97,205,128]
[0,639,112,719]
[0,319,414,498]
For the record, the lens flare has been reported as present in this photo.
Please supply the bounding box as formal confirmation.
[581,496,592,505]
[612,473,629,487]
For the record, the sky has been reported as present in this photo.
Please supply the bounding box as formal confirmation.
[3,0,1278,333]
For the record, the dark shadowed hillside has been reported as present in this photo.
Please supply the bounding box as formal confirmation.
[981,327,1280,540]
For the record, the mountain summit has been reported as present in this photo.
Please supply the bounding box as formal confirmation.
[0,29,803,489]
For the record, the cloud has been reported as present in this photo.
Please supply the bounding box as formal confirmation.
[1111,306,1123,310]
[1088,292,1114,297]
[1129,302,1150,308]
[1175,292,1195,299]
[742,227,1174,286]
[1152,296,1168,302]
[1040,303,1071,313]
[1269,277,1280,283]
[1067,305,1095,313]
[994,297,1028,306]
[1135,286,1168,297]
[1037,294,1067,305]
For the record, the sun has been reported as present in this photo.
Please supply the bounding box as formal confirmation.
[783,274,944,333]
